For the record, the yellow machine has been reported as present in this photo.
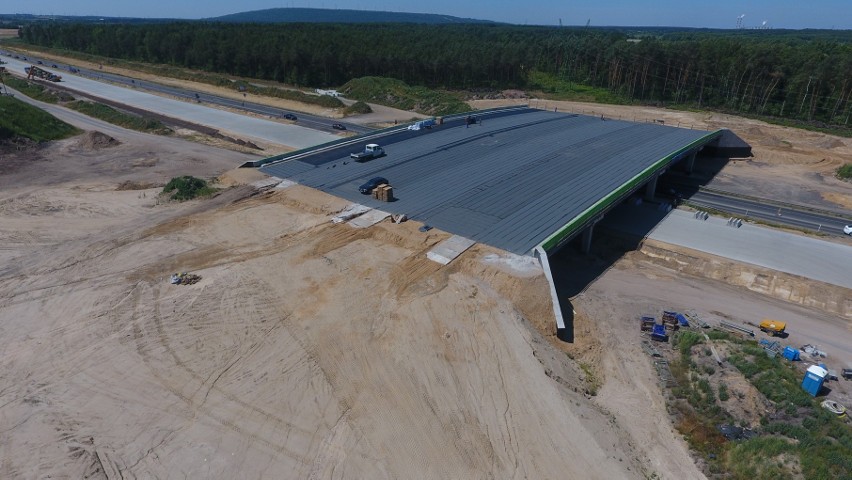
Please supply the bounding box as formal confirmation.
[759,319,787,336]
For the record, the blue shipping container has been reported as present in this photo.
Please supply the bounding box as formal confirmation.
[675,313,689,327]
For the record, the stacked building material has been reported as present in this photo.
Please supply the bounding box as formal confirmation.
[372,184,394,202]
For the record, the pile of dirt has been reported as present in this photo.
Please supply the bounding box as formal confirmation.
[0,136,38,155]
[77,131,120,150]
[816,137,846,149]
[115,180,156,191]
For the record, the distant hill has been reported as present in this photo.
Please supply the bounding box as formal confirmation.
[206,8,498,24]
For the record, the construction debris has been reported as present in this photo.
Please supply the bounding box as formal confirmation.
[758,338,783,358]
[821,400,847,418]
[801,344,828,359]
[718,320,754,337]
[332,204,370,223]
[702,333,724,365]
[653,358,677,387]
[718,424,757,440]
[684,310,710,328]
[170,272,201,285]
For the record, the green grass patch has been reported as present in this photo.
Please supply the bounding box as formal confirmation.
[2,75,60,103]
[674,330,704,358]
[665,332,852,478]
[0,94,80,141]
[233,81,343,109]
[341,76,471,116]
[837,163,852,180]
[66,100,170,134]
[578,362,601,396]
[728,344,813,409]
[526,70,628,104]
[162,176,216,201]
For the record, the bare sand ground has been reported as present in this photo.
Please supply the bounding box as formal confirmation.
[0,74,849,478]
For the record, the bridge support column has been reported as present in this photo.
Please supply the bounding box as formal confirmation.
[581,223,595,254]
[685,151,697,174]
[644,175,658,201]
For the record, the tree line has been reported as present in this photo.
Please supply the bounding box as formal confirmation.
[18,23,852,127]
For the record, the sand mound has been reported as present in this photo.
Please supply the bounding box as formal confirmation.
[115,180,156,191]
[816,137,846,149]
[78,131,120,150]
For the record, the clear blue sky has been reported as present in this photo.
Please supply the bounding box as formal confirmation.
[4,0,851,29]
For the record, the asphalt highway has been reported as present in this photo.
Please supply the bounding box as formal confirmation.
[0,51,371,148]
[688,189,851,237]
[601,205,852,289]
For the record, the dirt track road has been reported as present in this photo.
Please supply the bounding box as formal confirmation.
[0,178,644,478]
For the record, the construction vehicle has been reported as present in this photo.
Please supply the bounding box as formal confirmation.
[25,65,62,82]
[759,319,786,337]
[350,144,384,162]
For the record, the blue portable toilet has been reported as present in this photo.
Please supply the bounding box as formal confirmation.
[802,365,827,397]
[782,347,800,361]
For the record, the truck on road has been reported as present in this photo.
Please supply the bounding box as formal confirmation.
[25,65,62,82]
[759,319,787,337]
[350,144,384,162]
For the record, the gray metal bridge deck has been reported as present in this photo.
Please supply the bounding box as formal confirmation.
[261,108,719,255]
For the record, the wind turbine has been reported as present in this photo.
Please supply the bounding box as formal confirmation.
[736,14,745,29]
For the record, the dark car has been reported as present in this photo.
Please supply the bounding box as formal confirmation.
[332,123,346,130]
[51,64,58,68]
[359,177,388,194]
[282,113,297,120]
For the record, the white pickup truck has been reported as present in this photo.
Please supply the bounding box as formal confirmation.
[350,144,385,162]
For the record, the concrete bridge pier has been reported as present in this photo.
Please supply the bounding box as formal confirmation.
[685,151,697,174]
[581,223,595,254]
[644,174,658,201]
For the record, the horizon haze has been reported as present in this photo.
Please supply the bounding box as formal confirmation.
[2,1,851,29]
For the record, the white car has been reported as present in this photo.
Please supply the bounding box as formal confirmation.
[844,225,852,235]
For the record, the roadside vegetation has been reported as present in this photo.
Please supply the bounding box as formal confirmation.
[0,94,79,141]
[666,330,852,479]
[837,163,852,181]
[3,75,63,103]
[342,77,470,116]
[66,100,170,134]
[4,73,172,135]
[343,100,372,115]
[162,176,216,201]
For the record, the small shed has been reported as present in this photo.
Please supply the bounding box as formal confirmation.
[802,365,828,397]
